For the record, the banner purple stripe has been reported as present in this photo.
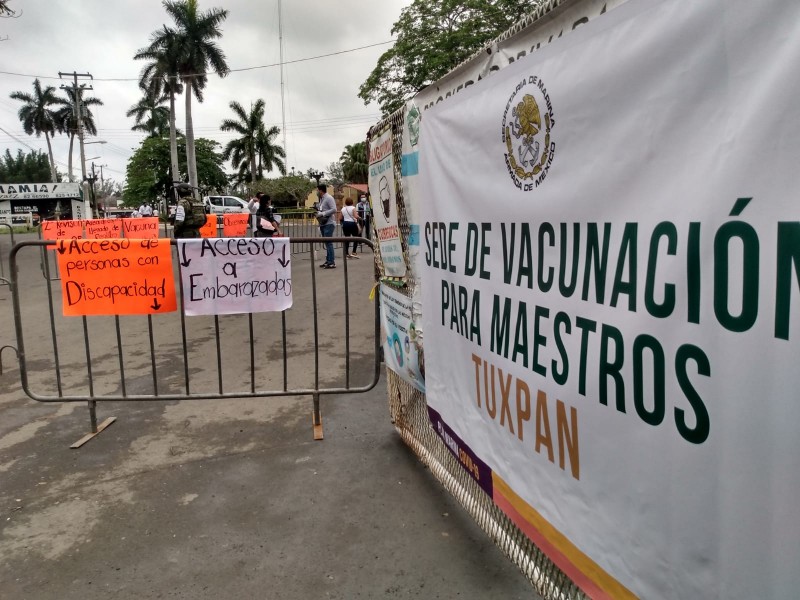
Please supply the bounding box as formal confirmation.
[428,406,494,498]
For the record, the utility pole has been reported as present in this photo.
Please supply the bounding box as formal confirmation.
[58,71,93,183]
[278,0,287,161]
[90,162,99,216]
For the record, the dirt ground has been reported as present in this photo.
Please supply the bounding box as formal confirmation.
[0,232,537,599]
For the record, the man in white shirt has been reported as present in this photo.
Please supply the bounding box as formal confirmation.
[247,192,262,230]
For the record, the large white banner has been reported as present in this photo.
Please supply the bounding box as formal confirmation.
[401,0,632,343]
[178,238,292,316]
[418,0,800,598]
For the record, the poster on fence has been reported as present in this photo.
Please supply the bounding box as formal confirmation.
[57,238,177,316]
[42,219,83,248]
[369,125,406,278]
[84,219,122,239]
[223,213,249,237]
[122,217,159,239]
[177,237,292,316]
[417,0,800,598]
[199,214,218,238]
[380,284,425,392]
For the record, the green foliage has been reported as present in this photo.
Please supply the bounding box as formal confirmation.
[0,149,59,183]
[126,91,173,137]
[162,0,230,102]
[9,78,65,181]
[123,136,227,206]
[326,161,345,188]
[340,142,368,183]
[221,99,285,185]
[359,0,540,115]
[9,79,63,138]
[56,88,103,138]
[250,175,315,208]
[138,1,230,190]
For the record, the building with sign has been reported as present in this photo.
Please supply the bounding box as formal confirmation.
[0,182,90,222]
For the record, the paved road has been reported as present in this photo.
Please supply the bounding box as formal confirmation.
[0,232,537,599]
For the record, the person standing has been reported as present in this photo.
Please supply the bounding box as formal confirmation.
[316,184,337,268]
[173,183,204,239]
[255,194,282,237]
[357,194,371,240]
[341,197,361,258]
[247,191,262,230]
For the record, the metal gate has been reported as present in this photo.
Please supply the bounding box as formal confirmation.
[7,236,380,446]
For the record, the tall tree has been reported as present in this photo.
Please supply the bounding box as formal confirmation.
[326,161,345,188]
[359,0,539,115]
[0,148,56,183]
[134,25,184,185]
[162,0,230,192]
[340,142,368,183]
[123,135,227,207]
[9,79,64,182]
[56,87,103,181]
[220,99,265,184]
[126,90,173,138]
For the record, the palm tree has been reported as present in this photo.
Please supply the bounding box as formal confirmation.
[134,25,184,185]
[9,79,64,182]
[56,88,103,182]
[220,99,286,182]
[220,100,263,183]
[255,124,286,178]
[163,0,229,191]
[126,90,172,138]
[341,142,368,184]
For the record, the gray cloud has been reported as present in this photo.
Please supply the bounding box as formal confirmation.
[0,0,409,186]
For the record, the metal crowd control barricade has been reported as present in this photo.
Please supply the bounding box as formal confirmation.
[8,236,380,447]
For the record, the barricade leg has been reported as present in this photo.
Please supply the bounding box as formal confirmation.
[312,392,324,440]
[70,401,116,449]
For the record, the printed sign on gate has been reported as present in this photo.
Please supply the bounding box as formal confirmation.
[42,220,83,249]
[85,219,122,239]
[122,217,159,239]
[199,214,217,238]
[177,237,292,316]
[380,284,425,392]
[369,125,406,277]
[57,238,177,316]
[223,213,249,237]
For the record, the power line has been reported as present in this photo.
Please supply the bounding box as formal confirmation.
[0,125,71,169]
[0,40,396,83]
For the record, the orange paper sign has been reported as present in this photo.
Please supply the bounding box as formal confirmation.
[223,213,249,237]
[57,238,177,316]
[199,214,218,238]
[42,220,83,249]
[85,219,122,239]
[122,217,160,239]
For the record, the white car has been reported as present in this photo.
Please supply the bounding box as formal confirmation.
[203,195,249,215]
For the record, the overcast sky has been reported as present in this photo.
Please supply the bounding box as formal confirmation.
[0,0,411,186]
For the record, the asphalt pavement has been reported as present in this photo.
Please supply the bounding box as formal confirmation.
[0,231,537,599]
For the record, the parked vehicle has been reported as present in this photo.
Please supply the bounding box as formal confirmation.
[203,195,249,215]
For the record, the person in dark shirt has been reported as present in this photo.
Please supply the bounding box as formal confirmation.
[255,194,282,237]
